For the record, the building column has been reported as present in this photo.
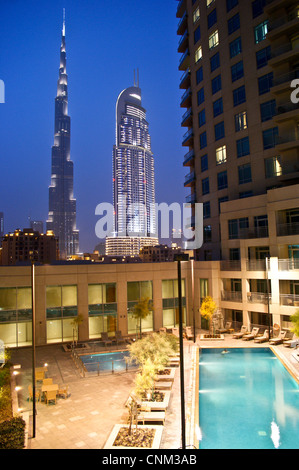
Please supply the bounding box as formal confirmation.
[153,278,163,331]
[77,275,89,342]
[117,280,128,335]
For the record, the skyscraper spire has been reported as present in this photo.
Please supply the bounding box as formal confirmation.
[46,11,79,258]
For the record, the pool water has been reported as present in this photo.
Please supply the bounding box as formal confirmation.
[198,348,299,449]
[80,350,136,373]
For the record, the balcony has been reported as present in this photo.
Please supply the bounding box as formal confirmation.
[176,0,186,19]
[276,132,299,151]
[267,11,299,39]
[269,42,299,66]
[274,102,299,122]
[183,148,195,167]
[179,49,190,71]
[181,108,192,127]
[246,260,267,271]
[180,68,191,90]
[178,31,188,54]
[276,222,299,236]
[247,292,270,305]
[186,193,197,204]
[184,170,195,187]
[180,87,191,108]
[177,11,187,35]
[271,69,299,93]
[221,291,242,302]
[220,260,241,271]
[280,293,299,307]
[182,128,194,147]
[237,226,269,239]
[278,258,299,270]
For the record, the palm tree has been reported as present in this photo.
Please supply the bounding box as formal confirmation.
[130,297,153,339]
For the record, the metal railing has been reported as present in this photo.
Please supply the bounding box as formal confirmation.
[280,293,299,306]
[278,259,299,270]
[247,292,271,304]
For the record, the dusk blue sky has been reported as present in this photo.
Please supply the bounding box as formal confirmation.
[0,0,186,253]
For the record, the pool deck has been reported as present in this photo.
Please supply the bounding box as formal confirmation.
[10,332,299,450]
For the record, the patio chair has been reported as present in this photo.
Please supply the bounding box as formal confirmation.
[43,378,53,385]
[254,329,269,343]
[159,327,167,334]
[242,327,260,341]
[28,385,41,402]
[115,331,126,346]
[171,327,179,337]
[185,326,193,340]
[101,332,113,347]
[269,330,287,345]
[58,384,69,399]
[232,325,248,339]
[216,322,232,334]
[45,389,57,405]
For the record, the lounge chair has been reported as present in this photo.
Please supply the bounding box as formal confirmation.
[28,385,41,402]
[115,330,126,346]
[171,327,179,337]
[242,327,259,341]
[269,330,287,345]
[283,334,299,348]
[216,322,232,334]
[254,329,269,343]
[233,325,248,339]
[159,327,167,334]
[185,326,193,340]
[58,384,69,399]
[45,389,57,405]
[101,332,113,347]
[43,378,53,385]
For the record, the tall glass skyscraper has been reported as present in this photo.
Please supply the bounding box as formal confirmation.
[106,83,158,256]
[47,12,79,259]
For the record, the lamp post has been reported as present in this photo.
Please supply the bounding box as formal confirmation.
[30,252,37,438]
[174,252,189,450]
[266,257,272,340]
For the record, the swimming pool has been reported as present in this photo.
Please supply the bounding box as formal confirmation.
[197,348,299,449]
[79,350,137,374]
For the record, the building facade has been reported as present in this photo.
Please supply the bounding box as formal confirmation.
[46,13,79,259]
[177,0,299,261]
[106,84,158,256]
[0,212,4,247]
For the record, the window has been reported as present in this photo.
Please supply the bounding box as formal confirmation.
[46,285,78,343]
[213,97,223,117]
[260,100,276,122]
[200,131,207,149]
[254,215,268,237]
[193,7,200,23]
[263,127,278,149]
[194,25,201,44]
[207,0,215,8]
[209,30,219,49]
[228,13,240,35]
[230,248,240,260]
[228,217,249,239]
[254,20,268,43]
[233,85,246,106]
[204,225,212,243]
[218,196,228,213]
[201,154,208,172]
[210,52,220,72]
[230,37,242,58]
[218,170,228,190]
[202,177,210,195]
[216,145,227,165]
[88,283,117,338]
[238,163,252,184]
[258,72,273,95]
[197,88,205,105]
[264,156,282,178]
[127,281,153,334]
[256,46,271,69]
[162,279,186,329]
[214,121,225,140]
[208,9,217,29]
[203,201,211,219]
[252,0,266,19]
[198,109,206,127]
[237,136,250,157]
[195,45,203,63]
[227,0,238,12]
[196,67,203,84]
[212,74,222,94]
[235,111,248,131]
[231,60,244,82]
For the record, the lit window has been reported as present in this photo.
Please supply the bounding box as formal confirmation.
[216,145,227,165]
[193,6,200,23]
[209,30,219,49]
[235,111,248,131]
[207,0,215,8]
[254,20,268,43]
[195,45,203,63]
[265,156,282,178]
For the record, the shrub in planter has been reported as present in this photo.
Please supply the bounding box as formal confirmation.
[0,417,26,449]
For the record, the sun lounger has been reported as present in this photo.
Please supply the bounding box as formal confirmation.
[154,381,172,390]
[254,329,269,343]
[242,327,259,341]
[269,330,287,345]
[283,334,299,348]
[185,326,193,340]
[216,322,232,334]
[233,325,248,339]
[115,331,126,345]
[101,332,113,347]
[171,327,179,337]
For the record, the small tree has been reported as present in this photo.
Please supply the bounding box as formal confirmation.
[128,333,177,372]
[200,296,217,336]
[71,314,84,347]
[290,310,299,337]
[130,297,153,339]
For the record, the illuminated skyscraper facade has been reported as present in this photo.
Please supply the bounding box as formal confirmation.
[47,13,79,258]
[106,84,158,256]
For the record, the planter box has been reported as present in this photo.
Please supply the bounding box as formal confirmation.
[200,334,224,341]
[155,367,176,382]
[104,424,163,449]
[139,391,171,411]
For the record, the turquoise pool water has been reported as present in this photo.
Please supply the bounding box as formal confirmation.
[198,348,299,449]
[80,350,137,373]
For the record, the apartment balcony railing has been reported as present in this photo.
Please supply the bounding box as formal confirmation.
[221,291,242,302]
[273,69,299,87]
[246,259,267,271]
[182,128,194,146]
[276,102,299,117]
[280,293,299,306]
[247,292,270,304]
[178,30,188,53]
[183,148,195,166]
[220,260,241,271]
[276,222,299,236]
[268,10,299,33]
[181,108,192,126]
[238,226,269,239]
[186,193,197,204]
[179,49,190,71]
[184,170,195,186]
[270,42,299,61]
[278,258,299,270]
